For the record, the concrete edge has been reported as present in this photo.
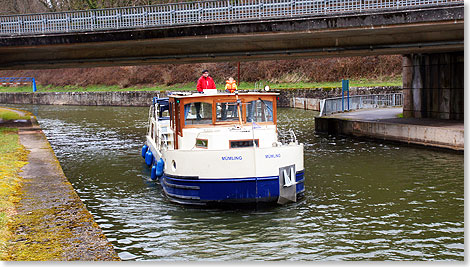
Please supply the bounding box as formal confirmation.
[2,107,120,260]
[314,116,464,151]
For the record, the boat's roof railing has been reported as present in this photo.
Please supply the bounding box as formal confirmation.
[153,97,169,105]
[168,92,279,99]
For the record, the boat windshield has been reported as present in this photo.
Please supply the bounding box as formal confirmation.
[216,102,240,122]
[184,102,212,125]
[247,100,273,122]
[175,94,276,129]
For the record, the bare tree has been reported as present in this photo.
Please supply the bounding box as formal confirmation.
[0,0,48,15]
[2,0,203,14]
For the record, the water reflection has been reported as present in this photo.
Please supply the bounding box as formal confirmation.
[6,104,464,261]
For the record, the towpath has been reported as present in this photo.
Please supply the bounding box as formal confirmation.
[1,107,119,261]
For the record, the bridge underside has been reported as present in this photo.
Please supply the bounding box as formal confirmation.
[0,4,463,70]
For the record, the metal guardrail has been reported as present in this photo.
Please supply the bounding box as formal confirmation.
[0,0,462,36]
[319,93,402,116]
[0,77,37,92]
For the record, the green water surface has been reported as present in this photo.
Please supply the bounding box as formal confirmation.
[7,104,464,261]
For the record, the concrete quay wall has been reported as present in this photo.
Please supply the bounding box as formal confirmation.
[0,86,401,109]
[315,117,464,151]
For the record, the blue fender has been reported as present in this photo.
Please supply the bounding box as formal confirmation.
[141,144,148,158]
[155,158,164,178]
[145,150,154,166]
[151,165,157,180]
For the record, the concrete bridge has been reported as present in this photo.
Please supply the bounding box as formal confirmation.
[0,0,463,69]
[0,0,464,121]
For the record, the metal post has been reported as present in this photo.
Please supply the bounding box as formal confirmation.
[41,15,45,33]
[198,2,201,23]
[237,62,240,86]
[227,0,231,21]
[91,11,95,30]
[259,1,262,19]
[144,10,148,26]
[342,79,349,111]
[65,13,70,32]
[291,0,296,17]
[341,87,344,112]
[17,18,22,34]
[32,78,37,92]
[117,11,121,28]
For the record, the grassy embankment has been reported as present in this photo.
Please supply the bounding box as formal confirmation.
[0,108,30,260]
[0,77,402,93]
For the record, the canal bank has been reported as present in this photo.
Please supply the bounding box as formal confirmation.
[0,86,401,109]
[315,107,464,151]
[0,107,119,261]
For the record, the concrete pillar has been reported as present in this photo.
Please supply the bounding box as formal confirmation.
[402,52,464,120]
[402,55,413,118]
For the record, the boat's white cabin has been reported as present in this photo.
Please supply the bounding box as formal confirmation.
[149,92,280,151]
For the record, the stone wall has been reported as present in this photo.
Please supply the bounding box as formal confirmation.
[402,52,464,120]
[0,91,163,107]
[0,87,402,109]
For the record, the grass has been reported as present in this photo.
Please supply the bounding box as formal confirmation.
[0,77,402,93]
[8,206,74,261]
[0,127,29,260]
[0,108,30,121]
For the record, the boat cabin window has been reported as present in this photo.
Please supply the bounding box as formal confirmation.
[196,138,208,148]
[216,102,240,122]
[247,100,273,122]
[230,139,259,148]
[184,102,212,125]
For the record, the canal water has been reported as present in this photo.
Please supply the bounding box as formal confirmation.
[7,104,464,261]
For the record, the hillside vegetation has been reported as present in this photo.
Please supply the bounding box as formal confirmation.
[0,56,402,89]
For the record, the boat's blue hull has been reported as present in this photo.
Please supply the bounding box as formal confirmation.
[158,171,305,206]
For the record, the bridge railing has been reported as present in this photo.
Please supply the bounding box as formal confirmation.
[319,93,403,116]
[0,0,462,36]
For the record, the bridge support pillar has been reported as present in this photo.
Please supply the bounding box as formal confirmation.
[402,52,464,120]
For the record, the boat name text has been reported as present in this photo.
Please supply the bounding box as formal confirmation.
[222,156,243,161]
[265,154,281,159]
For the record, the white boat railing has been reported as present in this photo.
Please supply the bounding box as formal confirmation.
[277,128,297,145]
[319,93,403,116]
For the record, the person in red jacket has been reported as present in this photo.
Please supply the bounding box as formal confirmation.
[195,70,216,119]
[196,70,216,93]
